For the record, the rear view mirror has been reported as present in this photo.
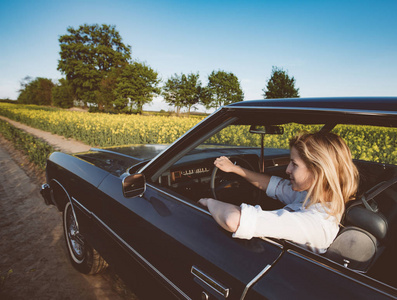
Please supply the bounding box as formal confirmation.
[122,173,146,198]
[249,125,284,135]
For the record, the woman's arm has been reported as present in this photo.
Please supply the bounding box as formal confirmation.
[198,198,241,232]
[214,156,272,191]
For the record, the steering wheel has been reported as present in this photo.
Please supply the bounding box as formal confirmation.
[210,156,258,204]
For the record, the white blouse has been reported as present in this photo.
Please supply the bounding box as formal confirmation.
[233,176,340,253]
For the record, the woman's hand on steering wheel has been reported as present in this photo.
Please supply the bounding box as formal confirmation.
[214,156,238,173]
[211,156,257,202]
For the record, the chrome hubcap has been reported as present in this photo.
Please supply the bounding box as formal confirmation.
[67,206,84,259]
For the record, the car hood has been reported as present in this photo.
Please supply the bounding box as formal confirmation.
[74,144,170,176]
[99,144,170,160]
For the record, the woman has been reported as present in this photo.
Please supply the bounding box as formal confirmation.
[199,132,359,253]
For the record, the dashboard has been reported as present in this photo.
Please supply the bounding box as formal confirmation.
[170,162,213,184]
[157,147,290,203]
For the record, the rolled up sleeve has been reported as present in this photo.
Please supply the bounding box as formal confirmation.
[233,204,292,240]
[265,176,282,199]
[232,202,340,253]
[266,176,306,205]
[232,203,261,239]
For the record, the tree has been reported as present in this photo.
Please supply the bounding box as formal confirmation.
[17,76,33,104]
[18,77,54,105]
[94,69,119,111]
[202,70,244,109]
[113,62,161,114]
[162,73,202,115]
[162,74,181,113]
[262,66,300,99]
[52,78,74,108]
[57,24,131,105]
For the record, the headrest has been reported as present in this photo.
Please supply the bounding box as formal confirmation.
[326,226,377,271]
[345,205,388,241]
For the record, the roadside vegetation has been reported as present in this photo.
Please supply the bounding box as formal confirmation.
[0,118,54,169]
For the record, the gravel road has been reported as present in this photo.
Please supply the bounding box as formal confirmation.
[0,122,137,299]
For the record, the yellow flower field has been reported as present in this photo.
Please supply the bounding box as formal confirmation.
[0,103,395,164]
[0,103,199,147]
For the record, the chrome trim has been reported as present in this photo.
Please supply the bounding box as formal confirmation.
[201,291,209,300]
[287,250,397,298]
[148,183,211,216]
[90,147,142,159]
[240,264,272,300]
[226,105,397,116]
[71,197,190,300]
[41,183,50,189]
[51,179,79,227]
[191,266,229,298]
[40,183,52,205]
[259,237,283,249]
[122,173,146,198]
[64,201,85,264]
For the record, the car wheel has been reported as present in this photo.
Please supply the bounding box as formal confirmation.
[63,201,108,274]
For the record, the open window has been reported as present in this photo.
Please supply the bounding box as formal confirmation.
[153,122,323,208]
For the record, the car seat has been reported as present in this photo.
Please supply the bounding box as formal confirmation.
[325,171,397,273]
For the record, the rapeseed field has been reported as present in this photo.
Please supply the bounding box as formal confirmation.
[0,103,395,164]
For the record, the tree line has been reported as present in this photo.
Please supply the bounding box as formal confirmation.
[17,24,299,114]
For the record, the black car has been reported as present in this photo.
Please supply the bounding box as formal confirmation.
[41,97,397,299]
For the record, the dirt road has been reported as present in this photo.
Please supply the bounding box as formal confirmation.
[0,125,137,299]
[0,115,91,153]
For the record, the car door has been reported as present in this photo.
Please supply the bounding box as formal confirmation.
[245,247,397,299]
[97,174,283,299]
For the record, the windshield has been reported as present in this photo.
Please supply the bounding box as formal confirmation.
[200,123,396,165]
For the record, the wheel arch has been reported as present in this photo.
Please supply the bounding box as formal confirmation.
[50,178,73,212]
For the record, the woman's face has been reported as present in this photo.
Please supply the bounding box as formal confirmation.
[286,146,314,192]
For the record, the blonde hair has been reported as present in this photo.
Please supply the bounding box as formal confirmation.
[290,132,359,218]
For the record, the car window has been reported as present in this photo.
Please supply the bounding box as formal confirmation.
[156,122,321,205]
[155,122,396,205]
[200,123,396,165]
[332,124,396,165]
[201,123,322,149]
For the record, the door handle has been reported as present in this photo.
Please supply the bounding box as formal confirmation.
[191,266,230,298]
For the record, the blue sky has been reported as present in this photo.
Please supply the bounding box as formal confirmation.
[0,0,396,112]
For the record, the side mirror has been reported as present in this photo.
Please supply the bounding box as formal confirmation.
[122,173,146,198]
[249,125,284,135]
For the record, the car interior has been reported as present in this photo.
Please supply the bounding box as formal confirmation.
[154,121,397,288]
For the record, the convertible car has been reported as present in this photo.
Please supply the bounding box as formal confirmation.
[41,97,397,299]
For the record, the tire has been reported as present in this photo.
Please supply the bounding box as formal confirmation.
[63,201,108,274]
